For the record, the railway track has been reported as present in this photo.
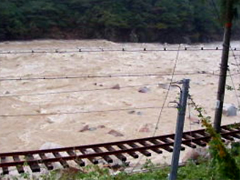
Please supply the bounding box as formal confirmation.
[1,123,240,175]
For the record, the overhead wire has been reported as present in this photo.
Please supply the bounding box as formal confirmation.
[0,82,165,98]
[0,81,174,117]
[0,106,168,118]
[0,71,222,82]
[130,44,182,173]
[0,47,239,55]
[152,44,182,136]
[230,46,240,107]
[230,46,240,73]
[228,69,240,108]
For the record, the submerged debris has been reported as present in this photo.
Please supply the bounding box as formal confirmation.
[79,125,90,132]
[138,123,153,133]
[111,84,121,90]
[223,103,237,116]
[108,130,124,137]
[138,87,150,93]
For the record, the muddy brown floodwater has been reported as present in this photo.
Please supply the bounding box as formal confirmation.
[0,39,240,164]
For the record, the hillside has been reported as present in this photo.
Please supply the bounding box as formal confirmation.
[1,0,240,43]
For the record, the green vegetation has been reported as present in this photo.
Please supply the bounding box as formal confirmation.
[1,0,240,42]
[190,95,240,179]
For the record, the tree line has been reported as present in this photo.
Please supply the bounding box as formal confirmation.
[0,0,239,43]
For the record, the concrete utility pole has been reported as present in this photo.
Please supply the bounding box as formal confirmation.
[169,79,190,180]
[214,0,234,133]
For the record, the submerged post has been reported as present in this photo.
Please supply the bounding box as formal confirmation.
[169,79,190,180]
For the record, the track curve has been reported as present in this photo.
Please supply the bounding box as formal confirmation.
[0,123,239,174]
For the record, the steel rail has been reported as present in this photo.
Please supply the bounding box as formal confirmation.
[0,123,239,174]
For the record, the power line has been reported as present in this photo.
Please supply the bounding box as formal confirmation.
[0,71,229,98]
[228,72,240,76]
[228,69,240,108]
[0,106,168,118]
[0,82,163,98]
[130,44,182,173]
[153,44,182,136]
[229,46,240,94]
[0,72,220,82]
[0,47,239,55]
[230,46,240,72]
